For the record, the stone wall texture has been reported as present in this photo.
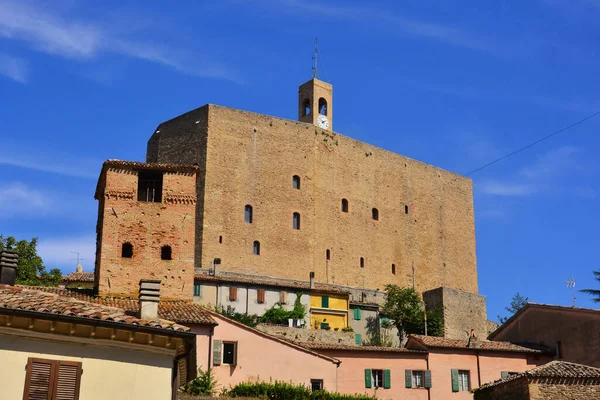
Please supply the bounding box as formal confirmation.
[423,286,488,339]
[147,103,478,296]
[531,382,600,399]
[255,324,355,345]
[474,377,530,400]
[95,166,197,300]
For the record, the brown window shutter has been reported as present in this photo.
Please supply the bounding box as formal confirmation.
[53,361,82,400]
[24,358,55,400]
[280,291,287,304]
[229,287,237,301]
[257,289,265,304]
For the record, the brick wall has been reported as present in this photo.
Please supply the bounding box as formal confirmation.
[95,165,197,300]
[474,377,530,400]
[148,103,478,297]
[530,382,600,399]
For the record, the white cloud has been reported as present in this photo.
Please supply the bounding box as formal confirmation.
[0,52,28,83]
[37,235,96,273]
[478,181,539,197]
[0,0,241,82]
[0,147,99,179]
[520,146,583,179]
[0,182,48,214]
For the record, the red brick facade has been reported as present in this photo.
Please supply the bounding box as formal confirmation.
[94,161,198,300]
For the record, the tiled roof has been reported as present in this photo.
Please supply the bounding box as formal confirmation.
[489,303,600,339]
[295,341,426,354]
[408,335,548,353]
[18,286,216,326]
[195,273,350,294]
[63,272,95,282]
[0,285,189,332]
[476,361,600,391]
[103,159,200,172]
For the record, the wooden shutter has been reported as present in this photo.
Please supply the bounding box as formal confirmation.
[279,291,287,304]
[451,369,459,392]
[355,333,362,345]
[364,369,372,388]
[321,296,329,308]
[353,308,361,320]
[424,370,432,388]
[229,287,237,301]
[257,289,265,304]
[213,340,222,365]
[24,358,54,400]
[501,371,509,379]
[193,284,200,296]
[405,369,412,388]
[53,361,82,400]
[383,369,391,389]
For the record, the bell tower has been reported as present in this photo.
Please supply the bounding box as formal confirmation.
[298,38,333,130]
[298,78,333,130]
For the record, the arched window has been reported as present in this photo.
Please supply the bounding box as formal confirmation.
[244,205,253,224]
[253,241,260,255]
[392,264,396,275]
[341,198,349,213]
[360,257,365,268]
[292,212,301,230]
[121,243,133,258]
[292,175,301,190]
[318,98,328,116]
[372,208,379,221]
[161,245,172,260]
[303,99,311,116]
[326,249,331,261]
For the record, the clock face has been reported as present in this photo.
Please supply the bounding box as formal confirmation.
[317,114,329,129]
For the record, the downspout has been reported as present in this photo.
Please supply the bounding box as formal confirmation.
[245,286,249,315]
[426,352,431,400]
[208,325,214,369]
[476,350,482,388]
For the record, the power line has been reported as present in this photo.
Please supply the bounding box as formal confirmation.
[405,109,600,204]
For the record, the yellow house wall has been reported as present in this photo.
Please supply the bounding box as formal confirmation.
[0,331,174,400]
[310,293,348,310]
[310,293,349,330]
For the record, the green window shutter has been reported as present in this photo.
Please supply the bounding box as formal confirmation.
[383,369,391,389]
[193,284,201,296]
[451,369,459,392]
[213,340,222,365]
[424,370,432,388]
[355,333,362,345]
[405,369,412,388]
[354,307,362,320]
[365,369,372,388]
[321,296,329,308]
[501,371,509,379]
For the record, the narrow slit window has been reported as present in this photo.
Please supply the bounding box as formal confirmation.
[244,205,253,224]
[372,208,379,221]
[219,235,223,244]
[405,205,409,214]
[137,171,163,202]
[326,249,331,261]
[392,264,396,275]
[121,243,133,258]
[161,245,172,260]
[293,212,301,230]
[341,198,349,213]
[360,257,365,268]
[253,241,260,255]
[292,175,301,189]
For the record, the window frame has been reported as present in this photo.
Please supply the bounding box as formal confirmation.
[310,379,324,392]
[411,370,425,388]
[137,170,163,203]
[372,369,384,388]
[458,370,470,392]
[222,341,238,365]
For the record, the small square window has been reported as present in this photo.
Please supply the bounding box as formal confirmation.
[223,342,237,365]
[311,379,323,391]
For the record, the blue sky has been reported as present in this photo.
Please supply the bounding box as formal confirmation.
[1,0,599,320]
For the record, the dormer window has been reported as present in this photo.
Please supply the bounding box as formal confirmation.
[137,171,163,202]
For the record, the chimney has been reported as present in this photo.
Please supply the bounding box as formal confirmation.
[76,264,83,273]
[0,250,18,286]
[139,279,161,319]
[467,329,479,348]
[309,272,315,289]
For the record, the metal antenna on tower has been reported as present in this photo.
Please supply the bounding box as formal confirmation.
[566,277,576,307]
[312,37,319,79]
[69,251,85,270]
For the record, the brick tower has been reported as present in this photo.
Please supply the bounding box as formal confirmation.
[298,78,333,130]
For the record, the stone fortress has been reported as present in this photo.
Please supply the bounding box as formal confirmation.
[94,77,490,339]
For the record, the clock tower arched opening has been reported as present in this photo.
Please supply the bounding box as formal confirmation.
[298,78,333,130]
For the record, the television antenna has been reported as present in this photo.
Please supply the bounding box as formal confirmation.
[312,37,319,79]
[69,251,85,270]
[566,277,576,307]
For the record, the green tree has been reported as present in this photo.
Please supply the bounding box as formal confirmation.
[182,367,218,396]
[380,285,443,344]
[0,235,62,286]
[497,293,528,324]
[580,270,600,303]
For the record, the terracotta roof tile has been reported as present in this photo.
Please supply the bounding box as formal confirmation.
[408,335,548,353]
[63,272,95,282]
[476,361,600,391]
[195,273,350,294]
[0,285,190,332]
[17,286,216,326]
[103,159,200,172]
[294,341,426,353]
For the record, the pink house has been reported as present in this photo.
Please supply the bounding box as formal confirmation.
[190,311,341,393]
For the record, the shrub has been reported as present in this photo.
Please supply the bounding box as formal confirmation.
[182,367,218,396]
[222,380,375,399]
[259,292,306,325]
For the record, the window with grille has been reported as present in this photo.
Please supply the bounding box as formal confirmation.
[311,379,324,391]
[23,357,82,400]
[137,171,163,202]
